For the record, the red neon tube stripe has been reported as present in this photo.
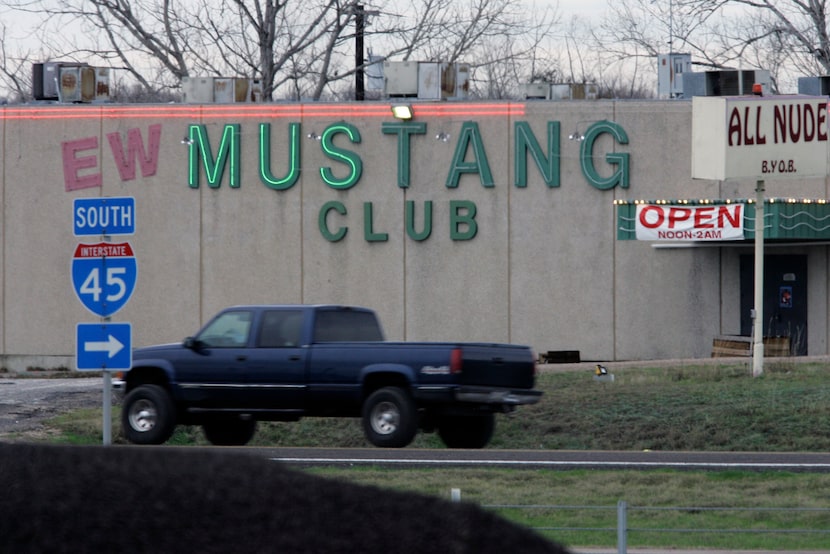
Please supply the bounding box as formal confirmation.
[0,102,526,120]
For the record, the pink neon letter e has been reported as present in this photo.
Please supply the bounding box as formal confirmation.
[62,137,102,191]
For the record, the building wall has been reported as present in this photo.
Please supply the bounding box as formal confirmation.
[1,100,827,371]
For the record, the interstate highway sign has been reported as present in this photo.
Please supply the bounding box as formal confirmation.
[73,197,135,236]
[76,322,132,371]
[71,242,137,317]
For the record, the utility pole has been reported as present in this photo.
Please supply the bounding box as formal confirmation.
[355,4,365,101]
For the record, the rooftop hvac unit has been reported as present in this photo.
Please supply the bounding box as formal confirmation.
[657,53,692,98]
[550,83,598,101]
[94,68,111,101]
[58,66,82,102]
[682,69,770,97]
[524,83,551,100]
[418,62,469,99]
[384,61,419,97]
[32,62,61,100]
[240,79,263,102]
[31,62,111,102]
[182,77,214,103]
[213,78,235,103]
[797,76,830,95]
[183,76,263,103]
[227,78,262,102]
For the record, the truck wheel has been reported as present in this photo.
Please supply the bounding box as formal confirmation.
[203,418,257,446]
[121,384,176,445]
[362,387,417,448]
[438,414,495,449]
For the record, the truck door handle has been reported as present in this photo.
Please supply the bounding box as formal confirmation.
[236,355,247,361]
[492,357,504,364]
[289,355,301,361]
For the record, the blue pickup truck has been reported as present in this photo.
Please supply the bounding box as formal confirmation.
[119,305,542,448]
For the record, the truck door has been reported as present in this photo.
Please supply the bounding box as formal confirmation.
[244,309,308,410]
[175,308,254,407]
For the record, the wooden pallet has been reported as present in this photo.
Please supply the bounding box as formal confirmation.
[712,335,790,357]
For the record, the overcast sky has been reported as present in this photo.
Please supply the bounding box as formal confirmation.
[557,0,608,19]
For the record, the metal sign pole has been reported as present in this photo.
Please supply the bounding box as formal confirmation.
[752,180,765,377]
[103,371,112,445]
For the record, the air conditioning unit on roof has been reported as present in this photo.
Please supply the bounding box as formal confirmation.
[182,76,263,103]
[32,62,111,102]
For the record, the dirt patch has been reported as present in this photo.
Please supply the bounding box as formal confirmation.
[0,380,109,442]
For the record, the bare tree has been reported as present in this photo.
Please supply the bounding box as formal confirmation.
[0,0,562,101]
[591,0,830,94]
[595,0,728,69]
[0,24,31,101]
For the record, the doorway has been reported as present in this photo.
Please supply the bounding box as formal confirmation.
[740,254,807,355]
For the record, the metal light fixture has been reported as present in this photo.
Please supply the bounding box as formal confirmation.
[435,131,451,142]
[391,104,414,120]
[569,120,594,142]
[568,129,584,141]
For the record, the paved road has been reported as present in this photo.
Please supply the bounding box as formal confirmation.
[2,378,830,474]
[574,550,829,554]
[3,377,829,554]
[257,446,830,472]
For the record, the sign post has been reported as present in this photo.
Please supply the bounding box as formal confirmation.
[752,180,765,377]
[72,196,137,444]
[692,95,830,376]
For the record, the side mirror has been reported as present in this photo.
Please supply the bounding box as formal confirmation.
[183,337,198,350]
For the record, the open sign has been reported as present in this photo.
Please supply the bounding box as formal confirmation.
[635,204,745,241]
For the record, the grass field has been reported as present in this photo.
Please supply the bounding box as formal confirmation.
[22,360,830,550]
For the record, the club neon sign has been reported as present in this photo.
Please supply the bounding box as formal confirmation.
[30,103,631,243]
[183,117,629,242]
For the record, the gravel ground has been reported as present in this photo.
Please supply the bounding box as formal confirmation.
[0,376,110,441]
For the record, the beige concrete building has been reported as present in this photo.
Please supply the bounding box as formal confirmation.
[1,98,828,371]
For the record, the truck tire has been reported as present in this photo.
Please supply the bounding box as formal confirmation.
[121,384,176,445]
[362,387,418,448]
[438,414,495,449]
[203,418,257,446]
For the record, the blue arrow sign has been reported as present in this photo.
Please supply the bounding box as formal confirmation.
[71,242,137,317]
[76,323,132,371]
[74,197,135,236]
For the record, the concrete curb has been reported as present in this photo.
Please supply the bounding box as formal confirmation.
[537,355,830,373]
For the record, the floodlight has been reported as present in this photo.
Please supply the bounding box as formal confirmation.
[391,104,414,120]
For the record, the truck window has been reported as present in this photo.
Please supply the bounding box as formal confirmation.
[313,310,383,342]
[197,310,252,347]
[258,310,303,348]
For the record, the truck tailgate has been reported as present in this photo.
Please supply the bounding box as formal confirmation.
[456,344,536,389]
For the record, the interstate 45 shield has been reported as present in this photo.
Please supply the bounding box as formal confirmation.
[72,242,137,317]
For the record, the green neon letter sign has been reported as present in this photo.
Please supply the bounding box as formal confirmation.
[381,122,427,188]
[450,200,478,240]
[514,121,560,188]
[580,121,630,190]
[259,122,300,191]
[187,123,241,188]
[405,200,433,241]
[320,122,362,190]
[319,201,348,242]
[446,122,494,188]
[363,203,388,242]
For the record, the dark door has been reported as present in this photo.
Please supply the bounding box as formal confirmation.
[176,308,255,407]
[740,254,807,355]
[243,309,308,410]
